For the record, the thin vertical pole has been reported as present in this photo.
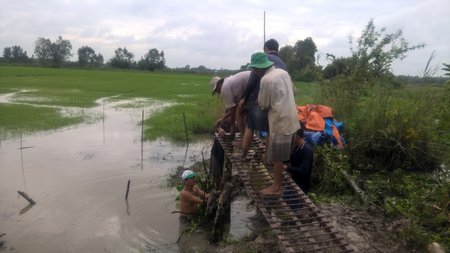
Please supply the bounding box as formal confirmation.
[182,112,189,167]
[141,110,144,143]
[141,110,144,170]
[263,11,266,45]
[20,133,26,189]
[183,112,188,146]
[125,179,131,200]
[102,99,105,144]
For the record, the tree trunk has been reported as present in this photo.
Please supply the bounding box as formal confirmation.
[341,170,367,204]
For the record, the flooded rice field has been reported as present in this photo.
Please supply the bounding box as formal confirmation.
[0,96,212,252]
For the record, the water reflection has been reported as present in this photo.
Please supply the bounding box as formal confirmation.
[0,95,212,253]
[102,98,105,145]
[125,199,130,216]
[19,203,34,215]
[20,136,26,190]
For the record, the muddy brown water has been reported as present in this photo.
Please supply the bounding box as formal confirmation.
[0,96,215,252]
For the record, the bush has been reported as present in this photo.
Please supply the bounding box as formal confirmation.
[318,74,369,120]
[346,84,441,172]
[312,144,351,193]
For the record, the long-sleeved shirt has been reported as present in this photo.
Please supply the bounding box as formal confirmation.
[258,66,299,135]
[287,142,313,194]
[242,52,287,104]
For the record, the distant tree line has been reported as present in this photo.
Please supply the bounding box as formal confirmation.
[279,37,318,81]
[2,33,449,80]
[0,36,166,71]
[2,45,30,63]
[0,36,239,75]
[34,36,73,67]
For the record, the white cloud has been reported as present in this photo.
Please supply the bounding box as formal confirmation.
[0,0,449,75]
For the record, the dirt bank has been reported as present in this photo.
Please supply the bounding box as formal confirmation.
[179,198,418,253]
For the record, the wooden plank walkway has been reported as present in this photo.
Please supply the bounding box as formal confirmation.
[217,133,354,253]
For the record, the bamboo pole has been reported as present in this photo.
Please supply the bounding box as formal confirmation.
[141,110,144,143]
[141,110,144,170]
[102,98,105,144]
[182,112,189,167]
[182,112,188,146]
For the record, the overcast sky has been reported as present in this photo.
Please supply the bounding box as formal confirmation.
[1,0,449,76]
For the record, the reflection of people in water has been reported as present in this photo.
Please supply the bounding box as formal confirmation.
[179,169,209,223]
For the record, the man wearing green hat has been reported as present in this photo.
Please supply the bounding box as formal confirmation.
[236,39,288,160]
[250,52,300,195]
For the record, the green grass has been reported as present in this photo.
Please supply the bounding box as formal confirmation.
[0,66,320,141]
[0,103,84,137]
[294,81,321,105]
[0,66,211,106]
[0,66,220,141]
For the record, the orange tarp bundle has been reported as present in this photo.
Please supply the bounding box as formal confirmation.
[297,104,333,130]
[297,104,344,148]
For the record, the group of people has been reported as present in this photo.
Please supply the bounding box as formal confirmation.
[179,39,313,217]
[211,38,313,196]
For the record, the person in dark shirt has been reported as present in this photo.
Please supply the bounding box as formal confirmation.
[285,127,313,194]
[234,39,288,160]
[209,109,232,189]
[264,39,288,71]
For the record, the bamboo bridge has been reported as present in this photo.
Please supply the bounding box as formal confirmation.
[217,133,354,253]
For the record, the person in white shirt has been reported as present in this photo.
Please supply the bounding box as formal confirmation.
[250,52,300,196]
[210,71,251,138]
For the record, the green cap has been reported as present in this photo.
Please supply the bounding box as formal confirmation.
[181,170,197,180]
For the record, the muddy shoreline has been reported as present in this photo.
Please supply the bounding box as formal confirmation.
[177,184,418,253]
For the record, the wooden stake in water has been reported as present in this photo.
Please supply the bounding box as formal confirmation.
[182,112,188,146]
[125,180,131,200]
[141,110,144,143]
[102,98,105,144]
[18,191,36,205]
[182,112,189,167]
[141,110,144,170]
[19,133,26,189]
